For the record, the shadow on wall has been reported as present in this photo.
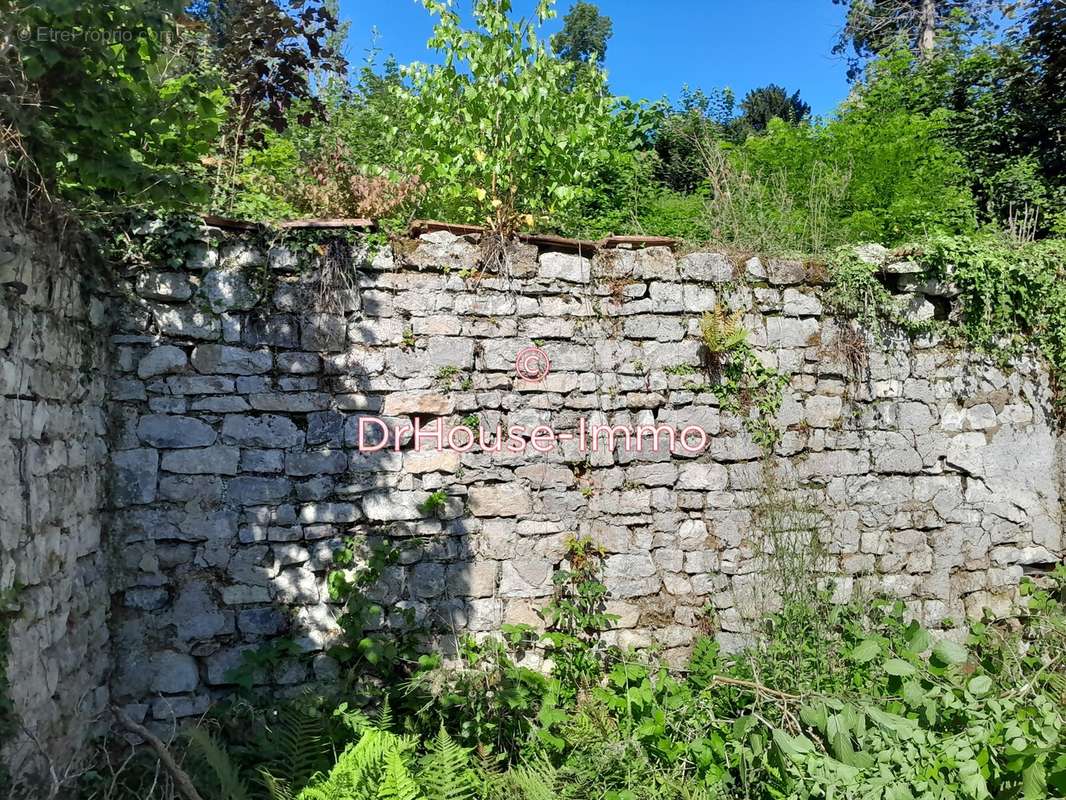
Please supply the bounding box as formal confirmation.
[107,235,487,738]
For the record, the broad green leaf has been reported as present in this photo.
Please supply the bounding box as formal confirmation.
[884,658,917,676]
[851,639,881,663]
[932,639,969,666]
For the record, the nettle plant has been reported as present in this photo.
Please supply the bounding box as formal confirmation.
[388,0,637,236]
[540,537,619,697]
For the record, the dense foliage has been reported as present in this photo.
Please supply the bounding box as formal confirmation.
[1,0,225,207]
[83,542,1066,800]
[4,0,1062,251]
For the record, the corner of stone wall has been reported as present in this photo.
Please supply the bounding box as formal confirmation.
[0,174,112,794]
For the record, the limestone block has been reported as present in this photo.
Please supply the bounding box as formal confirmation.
[191,344,272,375]
[301,314,346,351]
[538,251,591,283]
[135,271,192,301]
[137,345,188,378]
[137,414,216,448]
[202,264,259,312]
[153,304,220,340]
[468,484,532,517]
[160,445,240,475]
[222,414,303,448]
[383,391,455,416]
[678,252,734,282]
[111,449,158,506]
[150,651,200,694]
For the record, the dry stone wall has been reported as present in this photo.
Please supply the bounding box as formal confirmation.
[0,176,111,790]
[102,225,1063,722]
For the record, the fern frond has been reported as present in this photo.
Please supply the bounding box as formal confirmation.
[334,703,373,736]
[379,748,423,800]
[185,726,253,800]
[265,702,335,790]
[498,756,557,800]
[419,727,477,800]
[260,769,296,800]
[297,727,409,800]
[377,698,395,731]
[699,305,748,355]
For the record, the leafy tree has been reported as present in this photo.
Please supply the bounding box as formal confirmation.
[191,0,347,135]
[1021,0,1065,195]
[551,0,612,65]
[738,73,977,246]
[192,0,350,213]
[852,0,1065,237]
[831,0,1005,80]
[652,86,737,193]
[1,0,226,207]
[738,84,811,132]
[387,0,640,235]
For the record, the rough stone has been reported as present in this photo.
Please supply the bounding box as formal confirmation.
[404,450,461,474]
[285,450,348,476]
[227,476,293,505]
[765,259,806,285]
[468,485,532,517]
[153,304,220,340]
[191,344,272,375]
[135,271,193,301]
[112,449,159,506]
[202,264,259,312]
[301,314,346,351]
[782,288,823,317]
[221,415,303,448]
[161,445,240,475]
[679,252,734,282]
[499,560,554,598]
[138,345,188,378]
[137,414,216,448]
[150,651,200,694]
[805,395,843,428]
[363,491,427,521]
[238,607,287,635]
[539,252,591,283]
[382,391,455,416]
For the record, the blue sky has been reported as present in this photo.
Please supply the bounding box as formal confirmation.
[337,0,853,117]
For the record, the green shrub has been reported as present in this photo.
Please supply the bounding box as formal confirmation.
[736,106,976,251]
[3,1,226,208]
[384,0,643,236]
[111,555,1065,800]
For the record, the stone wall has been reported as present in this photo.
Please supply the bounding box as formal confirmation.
[0,175,111,790]
[104,223,1063,720]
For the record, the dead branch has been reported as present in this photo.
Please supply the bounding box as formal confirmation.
[110,706,205,800]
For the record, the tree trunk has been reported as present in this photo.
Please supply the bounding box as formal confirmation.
[918,0,937,58]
